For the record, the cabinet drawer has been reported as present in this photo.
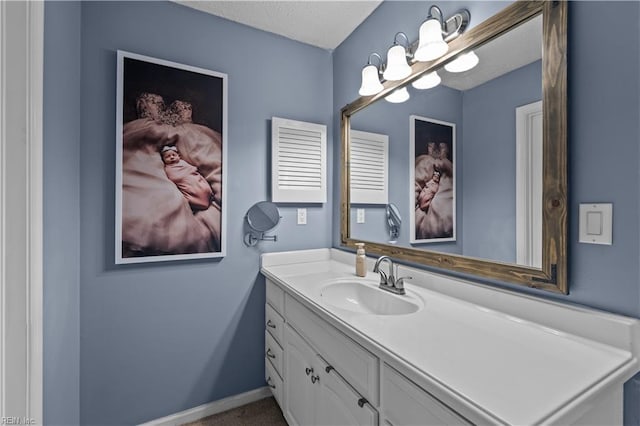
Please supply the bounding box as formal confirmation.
[382,364,470,426]
[286,294,379,405]
[266,359,283,408]
[266,330,284,377]
[266,279,285,314]
[266,303,284,344]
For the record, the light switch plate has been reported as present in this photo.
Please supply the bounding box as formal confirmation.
[579,203,612,245]
[357,208,365,224]
[297,208,307,225]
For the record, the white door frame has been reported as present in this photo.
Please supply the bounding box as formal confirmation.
[1,1,44,423]
[515,100,543,268]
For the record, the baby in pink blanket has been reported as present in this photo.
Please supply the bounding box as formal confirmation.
[417,169,441,212]
[161,145,212,211]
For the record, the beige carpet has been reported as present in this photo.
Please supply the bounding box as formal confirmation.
[183,397,287,426]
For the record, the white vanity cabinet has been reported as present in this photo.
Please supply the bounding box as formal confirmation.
[262,249,640,426]
[265,278,472,426]
[266,279,379,426]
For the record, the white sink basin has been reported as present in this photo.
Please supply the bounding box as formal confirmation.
[319,280,423,315]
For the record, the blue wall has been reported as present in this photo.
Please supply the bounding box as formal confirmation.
[45,1,333,424]
[347,60,542,262]
[333,1,508,252]
[462,60,542,263]
[44,2,81,424]
[349,85,463,253]
[333,1,640,423]
[42,1,640,425]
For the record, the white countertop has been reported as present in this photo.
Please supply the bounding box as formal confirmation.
[261,249,640,425]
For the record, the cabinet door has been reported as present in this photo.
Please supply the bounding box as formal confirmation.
[316,357,378,426]
[284,325,317,426]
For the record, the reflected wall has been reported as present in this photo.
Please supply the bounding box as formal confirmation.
[350,59,541,264]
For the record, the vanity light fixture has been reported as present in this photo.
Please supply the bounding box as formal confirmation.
[414,5,471,62]
[383,32,412,81]
[358,53,385,96]
[385,87,410,103]
[444,50,479,73]
[358,4,471,99]
[412,70,441,90]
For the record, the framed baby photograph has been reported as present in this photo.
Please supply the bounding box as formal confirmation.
[410,115,456,244]
[115,50,228,264]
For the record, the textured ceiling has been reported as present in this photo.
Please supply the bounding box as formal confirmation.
[442,15,543,91]
[177,1,383,50]
[177,1,540,91]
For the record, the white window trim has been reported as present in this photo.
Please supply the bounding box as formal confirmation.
[0,1,44,423]
[516,100,543,268]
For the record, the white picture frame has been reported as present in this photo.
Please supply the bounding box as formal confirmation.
[116,50,228,263]
[410,115,456,244]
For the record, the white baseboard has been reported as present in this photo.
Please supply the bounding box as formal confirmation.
[139,387,272,426]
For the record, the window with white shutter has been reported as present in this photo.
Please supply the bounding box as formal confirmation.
[271,117,327,203]
[350,129,389,205]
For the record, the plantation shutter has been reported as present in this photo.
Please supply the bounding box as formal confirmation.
[350,129,388,204]
[271,117,327,203]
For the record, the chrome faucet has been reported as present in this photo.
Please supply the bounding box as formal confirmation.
[373,256,411,295]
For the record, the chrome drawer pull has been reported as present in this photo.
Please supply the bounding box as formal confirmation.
[311,375,320,384]
[305,367,314,376]
[267,377,276,389]
[266,320,276,329]
[357,397,368,408]
[266,348,276,359]
[325,365,334,373]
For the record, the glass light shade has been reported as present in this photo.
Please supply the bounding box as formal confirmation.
[385,87,410,103]
[383,45,411,81]
[358,64,384,96]
[414,19,448,61]
[412,71,441,90]
[444,51,479,73]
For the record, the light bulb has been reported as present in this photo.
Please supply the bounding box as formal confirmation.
[412,71,441,90]
[444,51,479,73]
[414,19,448,61]
[383,45,411,81]
[385,87,410,103]
[358,64,384,96]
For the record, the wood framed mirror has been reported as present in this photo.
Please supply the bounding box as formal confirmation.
[340,1,567,293]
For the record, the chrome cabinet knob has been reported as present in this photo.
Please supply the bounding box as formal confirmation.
[267,377,276,389]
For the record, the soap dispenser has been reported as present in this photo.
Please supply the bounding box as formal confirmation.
[355,243,367,277]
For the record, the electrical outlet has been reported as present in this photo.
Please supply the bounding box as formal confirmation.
[297,208,307,225]
[357,208,365,224]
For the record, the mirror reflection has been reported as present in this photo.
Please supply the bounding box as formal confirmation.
[350,15,542,268]
[386,203,401,243]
